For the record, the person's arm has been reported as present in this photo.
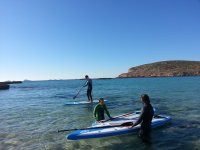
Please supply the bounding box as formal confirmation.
[132,107,145,127]
[93,104,98,120]
[83,80,88,87]
[103,105,112,119]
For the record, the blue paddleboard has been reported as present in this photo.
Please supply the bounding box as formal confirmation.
[66,111,171,140]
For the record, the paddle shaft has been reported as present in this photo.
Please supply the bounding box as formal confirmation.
[101,112,134,123]
[73,86,84,99]
[58,121,133,132]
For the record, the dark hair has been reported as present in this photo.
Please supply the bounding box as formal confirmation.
[85,75,88,78]
[99,97,104,102]
[141,94,150,104]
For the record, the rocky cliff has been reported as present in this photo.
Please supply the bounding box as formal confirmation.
[118,60,200,78]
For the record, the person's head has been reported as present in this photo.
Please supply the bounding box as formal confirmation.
[99,98,105,105]
[141,94,150,104]
[85,75,89,79]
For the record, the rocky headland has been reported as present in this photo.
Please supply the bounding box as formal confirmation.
[118,60,200,78]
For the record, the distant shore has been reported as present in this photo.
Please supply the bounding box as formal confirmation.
[2,76,200,83]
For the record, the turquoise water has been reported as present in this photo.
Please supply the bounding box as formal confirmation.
[1,77,200,150]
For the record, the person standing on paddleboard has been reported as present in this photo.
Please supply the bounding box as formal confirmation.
[129,94,154,144]
[83,75,93,102]
[93,98,112,122]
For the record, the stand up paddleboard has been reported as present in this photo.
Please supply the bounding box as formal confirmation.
[65,100,108,105]
[66,111,171,140]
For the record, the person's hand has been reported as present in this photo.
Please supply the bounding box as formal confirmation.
[97,120,103,123]
[128,125,134,129]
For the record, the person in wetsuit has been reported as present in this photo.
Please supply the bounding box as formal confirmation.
[129,94,154,144]
[84,75,93,102]
[93,98,112,122]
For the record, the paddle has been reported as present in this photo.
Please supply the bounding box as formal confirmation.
[73,86,84,99]
[58,121,133,133]
[101,112,133,122]
[100,109,144,123]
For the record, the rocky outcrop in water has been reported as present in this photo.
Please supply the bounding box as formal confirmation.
[118,60,200,78]
[0,81,22,90]
[0,83,10,90]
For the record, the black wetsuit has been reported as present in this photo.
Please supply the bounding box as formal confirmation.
[86,79,92,101]
[134,103,154,143]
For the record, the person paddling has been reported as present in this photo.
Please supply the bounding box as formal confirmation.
[129,94,154,144]
[93,98,112,122]
[83,75,93,102]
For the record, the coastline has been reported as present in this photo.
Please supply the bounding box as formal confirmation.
[117,75,200,79]
[2,75,200,83]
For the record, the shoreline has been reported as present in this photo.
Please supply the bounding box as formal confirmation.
[6,75,199,82]
[1,75,200,83]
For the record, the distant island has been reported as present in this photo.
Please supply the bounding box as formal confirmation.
[118,60,200,78]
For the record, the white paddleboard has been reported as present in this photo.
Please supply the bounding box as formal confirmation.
[65,100,108,105]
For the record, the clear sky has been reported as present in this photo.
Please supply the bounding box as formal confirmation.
[0,0,200,81]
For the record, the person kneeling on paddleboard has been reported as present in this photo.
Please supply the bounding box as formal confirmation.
[93,98,112,122]
[129,94,154,144]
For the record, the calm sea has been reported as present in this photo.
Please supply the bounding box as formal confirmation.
[0,77,200,150]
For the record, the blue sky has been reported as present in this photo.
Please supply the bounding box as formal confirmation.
[0,0,200,81]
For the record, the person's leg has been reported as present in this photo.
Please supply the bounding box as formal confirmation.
[139,129,144,139]
[139,129,151,144]
[87,89,90,101]
[89,88,93,102]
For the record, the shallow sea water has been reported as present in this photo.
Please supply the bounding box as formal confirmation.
[0,77,200,150]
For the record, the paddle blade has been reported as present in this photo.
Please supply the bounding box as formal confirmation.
[58,128,78,132]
